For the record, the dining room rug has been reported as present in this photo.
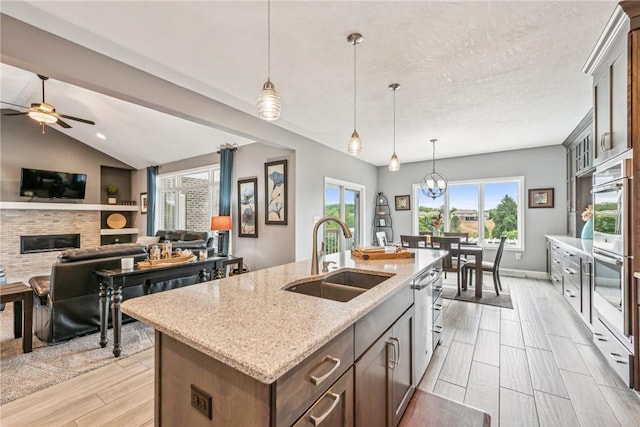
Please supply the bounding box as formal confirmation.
[440,273,513,310]
[0,303,154,405]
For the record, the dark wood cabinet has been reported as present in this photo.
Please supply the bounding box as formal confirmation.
[293,368,354,427]
[355,307,414,427]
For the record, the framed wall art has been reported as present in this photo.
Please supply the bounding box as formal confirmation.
[238,178,258,237]
[395,195,410,211]
[140,192,148,214]
[264,159,288,225]
[528,188,554,208]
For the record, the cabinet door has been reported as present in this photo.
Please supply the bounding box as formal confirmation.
[389,308,414,427]
[294,368,354,427]
[355,330,390,427]
[610,49,628,157]
[593,73,610,164]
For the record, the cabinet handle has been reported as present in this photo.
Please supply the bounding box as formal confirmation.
[434,303,443,311]
[564,251,574,257]
[309,391,340,426]
[563,268,575,275]
[600,132,610,152]
[553,258,561,264]
[433,285,443,292]
[565,289,576,298]
[391,337,401,368]
[310,356,341,386]
[609,352,628,365]
[386,340,397,369]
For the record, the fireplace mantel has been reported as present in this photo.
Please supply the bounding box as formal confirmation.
[0,202,138,211]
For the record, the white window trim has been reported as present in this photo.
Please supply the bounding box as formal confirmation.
[412,176,525,251]
[324,177,366,249]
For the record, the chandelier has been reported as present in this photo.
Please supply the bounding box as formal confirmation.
[420,139,447,199]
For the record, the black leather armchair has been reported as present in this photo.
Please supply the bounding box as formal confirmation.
[154,229,215,254]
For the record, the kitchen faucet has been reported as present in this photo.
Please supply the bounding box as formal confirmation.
[311,216,353,275]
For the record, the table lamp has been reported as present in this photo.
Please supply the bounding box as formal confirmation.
[211,215,232,256]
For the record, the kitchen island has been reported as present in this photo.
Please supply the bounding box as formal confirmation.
[122,249,447,426]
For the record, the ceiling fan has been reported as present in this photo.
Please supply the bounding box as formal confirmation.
[1,74,96,133]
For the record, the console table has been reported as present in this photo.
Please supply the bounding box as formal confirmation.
[0,282,33,353]
[97,255,243,357]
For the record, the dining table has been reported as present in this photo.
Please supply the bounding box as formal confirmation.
[443,244,484,298]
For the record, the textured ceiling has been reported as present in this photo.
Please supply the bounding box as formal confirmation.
[0,1,617,169]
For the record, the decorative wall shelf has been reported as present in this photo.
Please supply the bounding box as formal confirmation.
[100,228,139,236]
[0,202,138,212]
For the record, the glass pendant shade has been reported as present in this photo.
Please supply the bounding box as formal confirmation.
[348,130,362,155]
[28,111,57,124]
[420,138,447,199]
[388,152,400,171]
[257,79,281,121]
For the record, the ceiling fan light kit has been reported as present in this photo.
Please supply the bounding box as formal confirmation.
[388,83,400,172]
[347,32,363,156]
[421,138,448,199]
[1,74,95,133]
[257,0,281,121]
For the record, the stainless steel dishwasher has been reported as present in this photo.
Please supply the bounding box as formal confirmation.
[412,263,443,384]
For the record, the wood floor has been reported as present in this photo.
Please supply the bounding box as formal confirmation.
[1,275,639,426]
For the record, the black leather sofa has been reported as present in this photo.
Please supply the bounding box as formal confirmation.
[154,229,215,254]
[29,243,199,343]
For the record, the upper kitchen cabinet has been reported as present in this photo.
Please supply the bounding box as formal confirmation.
[582,3,638,166]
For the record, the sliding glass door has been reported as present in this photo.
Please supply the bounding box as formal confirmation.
[324,178,364,254]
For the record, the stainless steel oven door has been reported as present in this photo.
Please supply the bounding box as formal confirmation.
[592,248,632,340]
[592,177,629,255]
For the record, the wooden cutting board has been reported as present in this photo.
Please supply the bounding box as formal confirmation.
[351,247,415,260]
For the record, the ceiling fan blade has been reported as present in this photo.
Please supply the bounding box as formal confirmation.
[2,112,29,116]
[1,101,30,109]
[57,113,95,125]
[56,118,72,128]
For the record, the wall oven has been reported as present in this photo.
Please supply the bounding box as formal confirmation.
[591,154,633,354]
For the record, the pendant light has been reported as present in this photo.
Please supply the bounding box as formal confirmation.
[388,83,401,172]
[421,139,448,199]
[347,33,363,155]
[257,0,281,121]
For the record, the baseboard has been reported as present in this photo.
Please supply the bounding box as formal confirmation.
[497,269,549,280]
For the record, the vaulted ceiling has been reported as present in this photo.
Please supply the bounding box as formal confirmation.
[1,1,616,169]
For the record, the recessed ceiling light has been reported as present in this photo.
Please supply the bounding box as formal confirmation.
[96,132,106,140]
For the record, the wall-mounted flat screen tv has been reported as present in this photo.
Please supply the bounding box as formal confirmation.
[20,168,87,200]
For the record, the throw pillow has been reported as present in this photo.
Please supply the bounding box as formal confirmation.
[136,235,161,246]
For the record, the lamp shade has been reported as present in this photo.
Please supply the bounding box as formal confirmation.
[210,215,232,231]
[28,111,57,124]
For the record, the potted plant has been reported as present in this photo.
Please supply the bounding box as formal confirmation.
[106,184,118,204]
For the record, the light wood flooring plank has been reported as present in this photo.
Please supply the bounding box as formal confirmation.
[499,345,533,395]
[560,369,621,427]
[97,366,154,404]
[115,348,154,369]
[9,394,105,427]
[574,343,629,389]
[75,381,154,427]
[501,319,524,349]
[453,315,481,345]
[499,387,539,427]
[473,329,500,367]
[99,398,154,427]
[521,320,551,351]
[533,390,579,427]
[598,385,640,427]
[418,344,449,393]
[546,334,590,375]
[433,380,466,403]
[526,347,569,398]
[464,362,500,426]
[438,340,475,387]
[501,305,520,322]
[479,306,501,332]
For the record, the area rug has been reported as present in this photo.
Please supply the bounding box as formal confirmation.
[0,303,154,405]
[441,285,513,309]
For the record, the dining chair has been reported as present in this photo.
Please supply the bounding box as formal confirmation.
[400,235,428,249]
[429,236,467,296]
[464,235,507,296]
[443,232,469,243]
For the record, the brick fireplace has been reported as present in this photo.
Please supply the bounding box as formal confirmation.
[0,208,101,282]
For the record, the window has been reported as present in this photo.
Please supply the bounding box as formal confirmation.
[323,178,364,254]
[413,176,524,249]
[157,167,220,231]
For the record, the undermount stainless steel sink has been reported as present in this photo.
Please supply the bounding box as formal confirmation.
[283,269,394,302]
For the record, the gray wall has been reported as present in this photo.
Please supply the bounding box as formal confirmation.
[378,145,567,273]
[0,112,133,203]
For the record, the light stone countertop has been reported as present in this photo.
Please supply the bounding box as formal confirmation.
[122,249,447,384]
[546,235,593,256]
